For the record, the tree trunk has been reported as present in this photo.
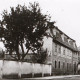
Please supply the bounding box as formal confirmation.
[21,48,30,60]
[16,44,20,60]
[21,41,25,60]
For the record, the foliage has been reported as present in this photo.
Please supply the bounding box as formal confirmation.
[0,2,53,61]
[32,50,48,63]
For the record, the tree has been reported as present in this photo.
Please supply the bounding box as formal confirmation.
[31,49,48,63]
[0,2,54,61]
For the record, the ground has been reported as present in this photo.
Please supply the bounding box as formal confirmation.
[52,76,80,80]
[1,75,80,80]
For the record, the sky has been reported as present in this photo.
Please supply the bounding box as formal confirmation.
[0,0,80,50]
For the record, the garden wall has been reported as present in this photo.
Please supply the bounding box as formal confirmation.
[0,60,51,79]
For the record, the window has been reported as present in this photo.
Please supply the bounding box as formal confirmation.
[55,61,57,68]
[74,62,76,73]
[67,63,68,70]
[63,48,65,55]
[59,46,61,53]
[69,63,71,69]
[55,44,57,52]
[58,61,60,68]
[63,62,65,68]
[67,49,69,56]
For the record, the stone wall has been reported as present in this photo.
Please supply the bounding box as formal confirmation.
[0,60,51,79]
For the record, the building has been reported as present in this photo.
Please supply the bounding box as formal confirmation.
[42,24,79,75]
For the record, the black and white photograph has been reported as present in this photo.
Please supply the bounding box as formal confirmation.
[0,0,80,80]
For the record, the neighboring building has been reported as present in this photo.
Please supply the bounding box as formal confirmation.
[42,24,79,75]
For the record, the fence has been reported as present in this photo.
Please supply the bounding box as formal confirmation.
[0,60,51,79]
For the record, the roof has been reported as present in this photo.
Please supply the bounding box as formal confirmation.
[55,27,75,41]
[48,22,75,41]
[52,28,78,52]
[48,22,78,52]
[53,37,78,52]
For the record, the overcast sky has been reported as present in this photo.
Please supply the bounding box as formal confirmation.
[0,0,80,49]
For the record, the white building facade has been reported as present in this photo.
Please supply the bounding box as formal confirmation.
[42,26,78,75]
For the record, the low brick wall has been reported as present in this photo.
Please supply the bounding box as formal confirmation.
[0,60,51,79]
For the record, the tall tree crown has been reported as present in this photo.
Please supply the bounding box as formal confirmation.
[0,2,54,61]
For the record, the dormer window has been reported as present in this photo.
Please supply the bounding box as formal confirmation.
[64,37,68,42]
[68,39,70,45]
[59,46,61,54]
[73,42,76,48]
[61,34,64,42]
